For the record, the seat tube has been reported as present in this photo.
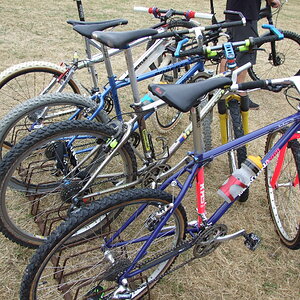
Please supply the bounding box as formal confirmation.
[191,106,204,155]
[102,45,123,118]
[124,47,141,104]
[84,38,99,91]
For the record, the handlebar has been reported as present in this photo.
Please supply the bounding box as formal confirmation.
[151,18,245,41]
[175,25,284,58]
[133,6,213,20]
[232,76,297,93]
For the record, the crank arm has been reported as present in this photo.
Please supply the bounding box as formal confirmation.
[215,229,246,242]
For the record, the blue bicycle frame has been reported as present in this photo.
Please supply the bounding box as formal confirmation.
[102,106,300,281]
[88,55,206,125]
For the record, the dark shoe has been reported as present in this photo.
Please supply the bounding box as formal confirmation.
[249,99,259,110]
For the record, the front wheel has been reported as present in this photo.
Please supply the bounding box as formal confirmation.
[248,30,300,81]
[265,129,300,250]
[20,189,187,299]
[227,99,249,202]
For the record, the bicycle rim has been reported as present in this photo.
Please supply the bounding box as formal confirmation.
[0,65,80,119]
[265,130,300,249]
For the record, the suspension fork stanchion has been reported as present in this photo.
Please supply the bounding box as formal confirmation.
[218,98,228,144]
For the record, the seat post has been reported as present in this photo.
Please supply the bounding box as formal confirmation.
[124,47,141,104]
[101,45,114,78]
[190,105,205,155]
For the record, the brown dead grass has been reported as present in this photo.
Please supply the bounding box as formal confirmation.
[0,0,299,299]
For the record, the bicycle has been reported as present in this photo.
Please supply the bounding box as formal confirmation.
[0,2,213,141]
[0,27,283,248]
[19,62,300,298]
[0,9,247,163]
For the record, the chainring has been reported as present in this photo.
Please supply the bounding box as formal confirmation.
[193,224,228,258]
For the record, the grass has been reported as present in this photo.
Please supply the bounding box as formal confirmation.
[0,0,300,299]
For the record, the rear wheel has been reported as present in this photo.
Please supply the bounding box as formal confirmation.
[265,129,300,249]
[20,189,187,299]
[0,120,137,247]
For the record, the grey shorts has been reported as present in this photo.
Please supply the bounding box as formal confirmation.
[227,20,258,67]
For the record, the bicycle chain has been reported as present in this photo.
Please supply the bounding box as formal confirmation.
[133,233,198,280]
[131,224,227,283]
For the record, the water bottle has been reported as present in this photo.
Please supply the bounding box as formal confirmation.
[218,156,263,203]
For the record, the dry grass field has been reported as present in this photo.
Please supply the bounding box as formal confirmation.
[0,0,299,299]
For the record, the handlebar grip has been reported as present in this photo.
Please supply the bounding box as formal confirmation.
[237,80,268,90]
[203,20,244,32]
[250,33,281,46]
[133,6,150,12]
[176,47,206,57]
[193,12,213,19]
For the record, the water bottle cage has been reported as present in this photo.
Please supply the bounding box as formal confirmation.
[218,175,247,202]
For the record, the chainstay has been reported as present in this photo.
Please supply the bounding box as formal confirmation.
[133,233,199,280]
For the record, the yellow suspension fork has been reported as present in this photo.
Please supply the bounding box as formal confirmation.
[218,94,249,144]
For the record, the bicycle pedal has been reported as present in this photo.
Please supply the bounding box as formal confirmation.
[243,233,261,251]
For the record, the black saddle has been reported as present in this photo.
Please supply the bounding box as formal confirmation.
[148,77,233,112]
[71,19,128,39]
[92,28,158,49]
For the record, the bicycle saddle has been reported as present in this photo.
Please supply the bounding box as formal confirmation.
[92,29,158,49]
[149,77,233,112]
[67,19,127,26]
[72,19,128,39]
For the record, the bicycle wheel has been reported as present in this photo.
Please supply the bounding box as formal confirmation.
[248,30,300,81]
[227,99,249,202]
[147,19,197,133]
[0,61,80,118]
[20,188,187,299]
[0,119,137,248]
[0,93,109,159]
[265,129,300,249]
